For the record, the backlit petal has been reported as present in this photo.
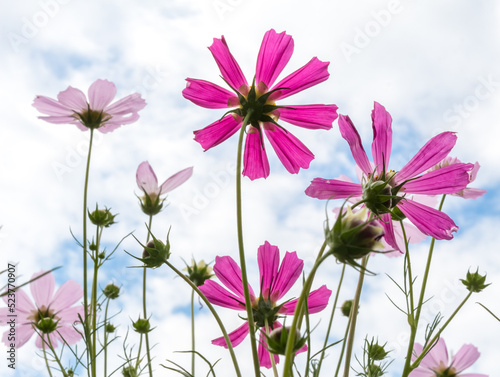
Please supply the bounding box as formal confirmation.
[257,241,280,296]
[208,36,248,90]
[88,79,117,110]
[278,104,338,130]
[402,163,473,195]
[271,251,303,300]
[199,280,245,310]
[159,167,193,194]
[242,126,270,180]
[212,322,249,348]
[57,86,88,110]
[371,102,393,174]
[136,161,160,195]
[339,114,372,175]
[256,29,294,89]
[213,256,255,299]
[194,115,242,151]
[182,79,237,109]
[305,178,363,199]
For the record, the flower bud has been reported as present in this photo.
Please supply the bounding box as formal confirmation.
[88,205,117,227]
[132,318,151,334]
[138,192,164,216]
[36,317,58,334]
[362,171,403,217]
[184,259,214,287]
[341,300,353,317]
[367,364,384,377]
[137,231,171,269]
[264,326,306,356]
[105,323,116,333]
[122,366,138,377]
[103,283,120,299]
[460,268,490,293]
[367,341,389,361]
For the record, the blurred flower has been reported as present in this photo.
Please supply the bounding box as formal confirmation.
[199,241,331,368]
[306,102,475,252]
[0,271,83,348]
[411,338,487,377]
[33,79,146,133]
[182,29,338,180]
[136,161,193,216]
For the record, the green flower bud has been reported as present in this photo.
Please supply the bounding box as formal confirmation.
[264,326,306,356]
[362,170,404,217]
[184,259,214,287]
[122,365,138,377]
[67,369,75,377]
[36,317,58,334]
[130,229,171,269]
[461,268,490,293]
[341,300,353,317]
[367,341,389,361]
[138,192,164,216]
[103,283,120,299]
[132,318,151,334]
[105,323,116,333]
[88,205,117,227]
[367,364,384,377]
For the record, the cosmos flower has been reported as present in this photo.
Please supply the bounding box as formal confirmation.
[199,241,332,368]
[136,161,193,216]
[0,271,83,348]
[305,102,474,251]
[33,79,146,133]
[182,29,338,180]
[411,338,487,377]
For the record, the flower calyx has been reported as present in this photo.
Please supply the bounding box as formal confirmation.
[138,191,165,216]
[88,205,117,228]
[264,326,306,356]
[128,228,171,269]
[74,104,112,130]
[362,167,404,219]
[461,268,490,293]
[183,258,214,287]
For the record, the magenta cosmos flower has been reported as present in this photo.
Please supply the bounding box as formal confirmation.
[182,29,338,180]
[33,79,146,133]
[199,241,332,368]
[0,271,84,348]
[305,102,475,252]
[136,161,193,215]
[411,338,487,377]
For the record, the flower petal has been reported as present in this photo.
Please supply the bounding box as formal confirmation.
[182,79,237,109]
[55,325,84,346]
[159,167,193,194]
[277,104,338,130]
[258,327,280,369]
[213,256,255,299]
[397,132,457,182]
[264,124,314,174]
[194,115,242,151]
[377,213,400,252]
[271,251,303,300]
[255,29,294,90]
[451,344,480,373]
[88,79,117,110]
[242,126,270,180]
[371,102,393,174]
[2,287,35,315]
[398,199,458,240]
[280,285,331,314]
[208,36,248,91]
[50,280,83,313]
[305,178,363,199]
[104,92,146,115]
[57,86,88,111]
[272,57,330,100]
[421,338,449,370]
[257,241,280,297]
[212,322,249,348]
[402,163,474,195]
[32,95,74,116]
[3,324,34,348]
[339,114,372,175]
[136,161,160,195]
[199,280,245,310]
[30,271,55,308]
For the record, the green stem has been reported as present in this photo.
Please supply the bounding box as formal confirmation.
[103,298,111,377]
[401,195,447,376]
[42,339,54,377]
[334,310,353,377]
[342,255,369,377]
[135,330,144,370]
[143,214,154,377]
[165,261,242,377]
[47,334,69,377]
[191,289,196,377]
[235,110,260,377]
[90,225,102,373]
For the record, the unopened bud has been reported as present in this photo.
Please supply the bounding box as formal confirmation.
[88,205,117,227]
[132,318,151,334]
[341,300,353,317]
[184,259,214,286]
[461,268,490,293]
[122,365,138,377]
[103,283,120,299]
[264,326,306,356]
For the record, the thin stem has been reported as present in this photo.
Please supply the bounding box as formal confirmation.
[143,214,154,377]
[235,110,260,377]
[90,225,102,374]
[103,298,111,377]
[264,319,279,377]
[334,310,353,377]
[342,255,369,377]
[42,339,55,377]
[191,289,196,377]
[135,330,144,370]
[47,334,69,377]
[165,261,242,377]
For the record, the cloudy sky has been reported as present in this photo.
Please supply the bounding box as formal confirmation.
[1,0,499,376]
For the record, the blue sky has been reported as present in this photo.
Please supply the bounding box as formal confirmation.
[1,1,499,376]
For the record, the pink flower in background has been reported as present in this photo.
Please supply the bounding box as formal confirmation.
[33,79,146,133]
[182,29,338,180]
[136,161,193,216]
[305,102,475,252]
[199,241,331,368]
[0,271,83,348]
[411,338,487,377]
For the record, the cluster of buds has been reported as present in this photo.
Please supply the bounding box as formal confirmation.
[183,259,213,287]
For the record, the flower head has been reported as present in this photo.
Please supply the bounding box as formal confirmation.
[305,102,475,252]
[136,161,193,216]
[199,241,331,368]
[33,79,146,133]
[182,29,338,180]
[411,338,487,377]
[0,271,84,348]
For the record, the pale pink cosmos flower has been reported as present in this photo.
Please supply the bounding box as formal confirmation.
[411,338,488,377]
[199,241,332,368]
[136,161,193,216]
[0,271,83,348]
[33,79,146,133]
[182,29,338,180]
[305,102,475,252]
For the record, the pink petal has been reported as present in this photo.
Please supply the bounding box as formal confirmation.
[37,115,79,124]
[182,79,237,109]
[451,344,480,372]
[242,126,270,180]
[258,327,279,368]
[305,178,363,199]
[104,92,146,115]
[213,256,255,299]
[2,287,35,315]
[271,251,303,301]
[208,36,248,91]
[456,187,487,199]
[57,305,84,324]
[32,95,73,116]
[257,241,280,297]
[411,343,424,362]
[408,369,432,377]
[255,29,294,90]
[398,199,458,240]
[277,104,338,130]
[212,322,249,348]
[3,324,34,348]
[199,280,245,310]
[339,114,372,175]
[397,132,457,182]
[193,115,242,151]
[30,271,55,308]
[377,213,402,252]
[422,338,449,369]
[272,57,329,100]
[50,280,83,313]
[159,167,193,194]
[280,285,331,314]
[55,325,84,346]
[88,79,117,110]
[402,163,474,195]
[136,161,160,195]
[264,124,314,174]
[57,86,88,111]
[371,102,393,174]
